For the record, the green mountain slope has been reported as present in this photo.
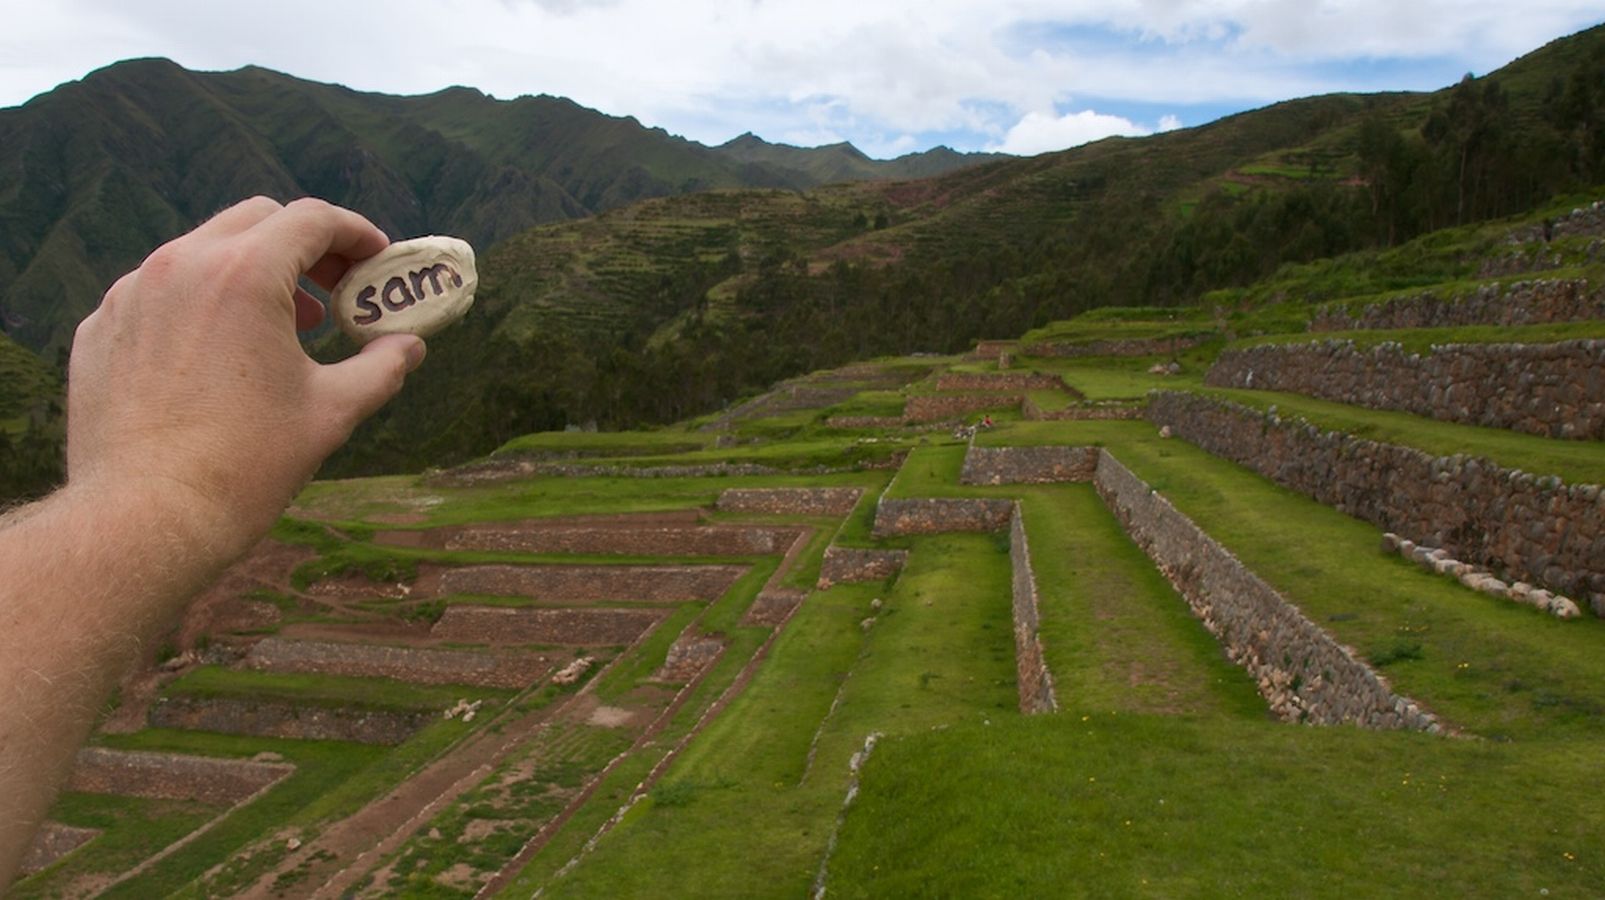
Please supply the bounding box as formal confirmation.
[712,132,1007,184]
[0,60,1000,352]
[324,23,1605,477]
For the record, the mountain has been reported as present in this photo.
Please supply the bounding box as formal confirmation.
[319,23,1605,476]
[0,59,1001,352]
[712,132,1007,184]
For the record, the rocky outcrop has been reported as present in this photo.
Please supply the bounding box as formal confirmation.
[1094,451,1441,731]
[959,445,1098,485]
[1207,339,1605,439]
[1147,391,1605,603]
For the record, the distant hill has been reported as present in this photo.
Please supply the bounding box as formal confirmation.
[321,23,1605,476]
[0,59,1001,352]
[712,133,1007,185]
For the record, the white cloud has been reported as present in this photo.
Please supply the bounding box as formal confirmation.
[0,0,1599,155]
[991,109,1152,155]
[1158,114,1183,131]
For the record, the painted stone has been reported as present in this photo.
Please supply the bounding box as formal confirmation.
[330,236,477,343]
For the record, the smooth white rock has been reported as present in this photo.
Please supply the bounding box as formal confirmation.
[330,236,477,344]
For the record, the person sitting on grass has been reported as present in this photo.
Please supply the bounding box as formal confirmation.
[0,197,426,886]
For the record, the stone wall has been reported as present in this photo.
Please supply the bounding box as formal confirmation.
[1022,334,1212,358]
[1309,277,1605,331]
[1021,397,1145,421]
[934,372,1077,394]
[970,340,1017,360]
[432,606,666,645]
[872,498,1016,536]
[716,487,865,517]
[1206,339,1605,439]
[1506,199,1605,243]
[444,524,802,556]
[66,747,295,804]
[959,445,1098,485]
[903,393,1023,423]
[149,696,430,745]
[437,564,749,602]
[1008,504,1057,714]
[244,638,555,689]
[21,823,100,876]
[1093,451,1440,731]
[824,415,905,429]
[1147,391,1605,604]
[816,546,910,588]
[434,458,894,487]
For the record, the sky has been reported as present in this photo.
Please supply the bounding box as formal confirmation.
[1,1,1602,158]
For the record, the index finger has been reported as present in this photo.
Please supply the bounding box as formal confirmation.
[246,197,389,284]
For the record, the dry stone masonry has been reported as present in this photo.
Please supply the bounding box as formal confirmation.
[715,487,865,517]
[1147,391,1605,605]
[816,546,910,588]
[432,606,666,645]
[244,638,556,689]
[934,372,1079,394]
[1021,396,1145,421]
[903,393,1025,423]
[960,445,1098,485]
[1381,533,1586,618]
[21,824,100,876]
[67,747,295,804]
[872,498,1017,536]
[1310,277,1605,331]
[1206,339,1605,439]
[437,564,749,602]
[149,696,431,745]
[445,524,803,556]
[1093,451,1441,731]
[1022,334,1212,358]
[1008,504,1057,714]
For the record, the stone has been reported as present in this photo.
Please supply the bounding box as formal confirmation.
[330,236,478,344]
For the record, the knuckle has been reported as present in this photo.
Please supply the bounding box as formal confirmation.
[237,195,283,216]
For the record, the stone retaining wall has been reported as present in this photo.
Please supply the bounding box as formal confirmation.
[1506,199,1605,243]
[716,487,864,517]
[1022,334,1212,358]
[872,498,1016,536]
[1093,451,1440,730]
[960,445,1098,485]
[824,416,905,429]
[444,524,801,556]
[432,606,666,645]
[1021,397,1145,421]
[816,546,910,588]
[244,638,555,689]
[934,372,1076,393]
[1008,504,1057,714]
[903,393,1023,423]
[970,340,1017,360]
[149,696,430,745]
[21,823,100,876]
[1206,339,1605,439]
[437,564,749,602]
[66,747,295,804]
[433,459,894,487]
[1309,278,1605,331]
[1147,391,1605,603]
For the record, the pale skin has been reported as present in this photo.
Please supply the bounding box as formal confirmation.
[0,197,426,886]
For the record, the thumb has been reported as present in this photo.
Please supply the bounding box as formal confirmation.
[311,333,426,447]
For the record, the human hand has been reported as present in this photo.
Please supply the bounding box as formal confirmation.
[65,196,426,555]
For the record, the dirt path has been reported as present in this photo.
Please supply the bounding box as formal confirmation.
[233,619,667,899]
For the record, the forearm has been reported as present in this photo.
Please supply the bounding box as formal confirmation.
[0,482,240,885]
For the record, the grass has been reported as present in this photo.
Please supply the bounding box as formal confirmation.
[828,714,1605,897]
[1231,320,1605,354]
[1112,437,1605,741]
[530,533,1017,897]
[12,795,222,897]
[1018,485,1265,718]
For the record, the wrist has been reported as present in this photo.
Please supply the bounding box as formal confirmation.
[56,474,258,576]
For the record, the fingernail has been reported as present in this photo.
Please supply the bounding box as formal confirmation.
[405,339,427,372]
